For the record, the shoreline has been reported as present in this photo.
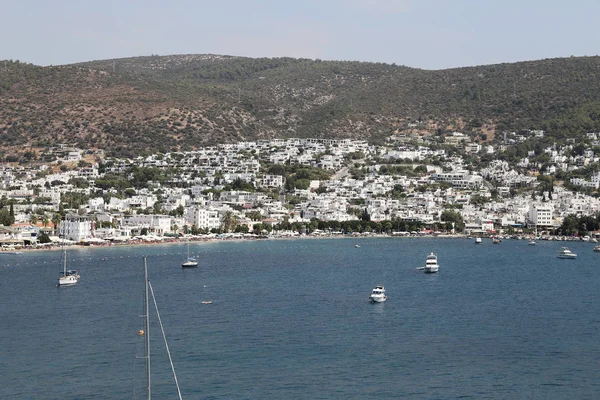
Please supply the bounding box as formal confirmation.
[2,233,468,254]
[2,232,594,254]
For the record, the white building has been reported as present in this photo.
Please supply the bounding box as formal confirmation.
[429,171,484,189]
[259,175,284,189]
[123,214,173,235]
[59,214,93,242]
[465,143,482,154]
[185,207,221,230]
[528,203,554,228]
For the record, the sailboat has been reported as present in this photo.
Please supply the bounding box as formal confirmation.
[57,246,79,286]
[181,240,198,268]
[137,256,183,399]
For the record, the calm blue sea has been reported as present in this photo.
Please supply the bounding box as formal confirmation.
[1,237,599,399]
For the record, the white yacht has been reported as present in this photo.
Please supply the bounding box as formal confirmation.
[424,252,439,273]
[475,237,482,244]
[369,285,387,303]
[528,240,536,245]
[57,247,79,286]
[557,247,577,259]
[593,245,600,252]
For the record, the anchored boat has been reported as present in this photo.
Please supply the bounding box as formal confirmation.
[424,252,439,273]
[57,246,80,287]
[369,285,387,303]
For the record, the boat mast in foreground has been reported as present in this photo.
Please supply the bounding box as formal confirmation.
[140,256,183,400]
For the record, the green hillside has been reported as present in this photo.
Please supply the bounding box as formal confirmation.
[1,54,600,158]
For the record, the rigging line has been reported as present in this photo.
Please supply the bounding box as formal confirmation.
[149,281,184,400]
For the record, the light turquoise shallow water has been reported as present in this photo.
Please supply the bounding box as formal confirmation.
[1,237,599,399]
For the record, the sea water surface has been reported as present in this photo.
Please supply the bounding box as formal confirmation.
[1,237,599,399]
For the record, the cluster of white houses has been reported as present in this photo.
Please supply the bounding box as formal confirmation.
[0,134,599,244]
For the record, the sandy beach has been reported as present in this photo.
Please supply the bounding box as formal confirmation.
[2,232,472,254]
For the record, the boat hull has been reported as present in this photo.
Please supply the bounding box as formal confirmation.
[58,276,79,286]
[181,261,198,268]
[424,266,439,273]
[557,255,577,259]
[369,295,387,303]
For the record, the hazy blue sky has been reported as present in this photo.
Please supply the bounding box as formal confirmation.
[2,0,599,69]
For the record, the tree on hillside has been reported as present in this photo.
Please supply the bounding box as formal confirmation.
[360,208,371,222]
[0,209,12,226]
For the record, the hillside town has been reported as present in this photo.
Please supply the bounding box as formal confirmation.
[1,131,600,248]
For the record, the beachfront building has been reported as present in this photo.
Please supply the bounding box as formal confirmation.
[528,203,554,229]
[0,226,24,248]
[59,214,94,242]
[122,214,172,236]
[185,207,221,230]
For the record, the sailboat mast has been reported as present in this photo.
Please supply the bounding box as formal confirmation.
[144,256,151,400]
[63,247,67,276]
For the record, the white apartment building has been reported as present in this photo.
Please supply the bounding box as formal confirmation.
[465,143,482,154]
[430,171,484,189]
[59,214,93,242]
[528,204,554,227]
[38,189,61,205]
[185,207,221,230]
[123,215,172,235]
[219,191,268,205]
[259,175,284,189]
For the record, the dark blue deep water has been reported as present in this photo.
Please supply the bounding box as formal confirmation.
[1,237,600,399]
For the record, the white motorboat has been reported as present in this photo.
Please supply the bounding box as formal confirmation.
[475,237,482,244]
[369,285,387,303]
[181,240,198,268]
[528,240,536,245]
[424,252,439,273]
[557,247,577,259]
[57,247,79,286]
[593,245,600,252]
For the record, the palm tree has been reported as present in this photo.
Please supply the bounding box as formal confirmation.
[381,220,393,234]
[221,211,237,233]
[42,215,49,228]
[51,213,62,235]
[29,214,38,226]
